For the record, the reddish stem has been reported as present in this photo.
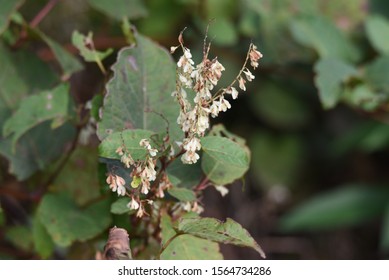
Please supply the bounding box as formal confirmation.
[30,0,60,28]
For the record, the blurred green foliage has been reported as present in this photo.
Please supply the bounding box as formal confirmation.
[1,0,389,259]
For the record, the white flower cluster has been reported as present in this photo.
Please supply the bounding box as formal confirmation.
[106,174,126,196]
[106,138,159,218]
[171,34,262,165]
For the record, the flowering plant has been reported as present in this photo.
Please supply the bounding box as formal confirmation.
[97,29,265,259]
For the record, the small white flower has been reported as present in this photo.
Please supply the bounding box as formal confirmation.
[214,185,229,197]
[114,175,126,196]
[117,185,126,196]
[210,101,220,118]
[218,97,231,112]
[136,206,145,218]
[127,198,140,210]
[227,87,239,99]
[243,69,255,81]
[183,137,201,152]
[181,150,200,164]
[141,181,150,195]
[170,46,179,53]
[211,60,225,80]
[184,48,192,59]
[239,77,246,91]
[182,202,192,212]
[197,115,209,133]
[139,139,151,149]
[149,148,158,157]
[179,74,192,88]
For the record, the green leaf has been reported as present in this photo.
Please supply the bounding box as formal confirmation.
[365,15,389,55]
[166,159,203,189]
[250,82,311,128]
[52,146,101,206]
[380,203,389,252]
[168,187,196,202]
[33,217,54,259]
[290,15,360,62]
[330,121,389,157]
[250,133,304,188]
[37,193,112,247]
[0,0,24,34]
[33,29,83,78]
[279,185,389,232]
[0,43,58,128]
[160,213,176,247]
[111,197,133,214]
[71,30,113,62]
[314,58,358,109]
[365,56,389,93]
[87,0,148,20]
[207,18,238,46]
[5,225,33,252]
[160,234,223,260]
[3,83,70,149]
[201,136,250,185]
[0,121,76,180]
[208,124,246,147]
[97,33,182,142]
[205,0,237,19]
[176,217,265,258]
[98,129,154,160]
[342,84,386,112]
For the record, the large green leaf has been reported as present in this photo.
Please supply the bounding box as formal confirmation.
[52,146,101,206]
[290,15,360,62]
[5,225,33,252]
[279,185,389,232]
[87,0,148,20]
[3,83,70,149]
[0,121,76,180]
[314,58,358,109]
[365,56,389,93]
[201,136,250,185]
[160,213,176,247]
[365,15,389,55]
[33,217,54,259]
[98,129,154,160]
[0,43,58,128]
[37,193,112,247]
[97,34,182,142]
[0,0,24,34]
[160,234,223,260]
[176,217,265,258]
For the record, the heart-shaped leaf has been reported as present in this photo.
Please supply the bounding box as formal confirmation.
[97,33,182,143]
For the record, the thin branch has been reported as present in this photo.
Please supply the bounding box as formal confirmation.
[30,0,60,28]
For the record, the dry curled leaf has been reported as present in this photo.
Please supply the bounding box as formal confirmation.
[102,227,132,260]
